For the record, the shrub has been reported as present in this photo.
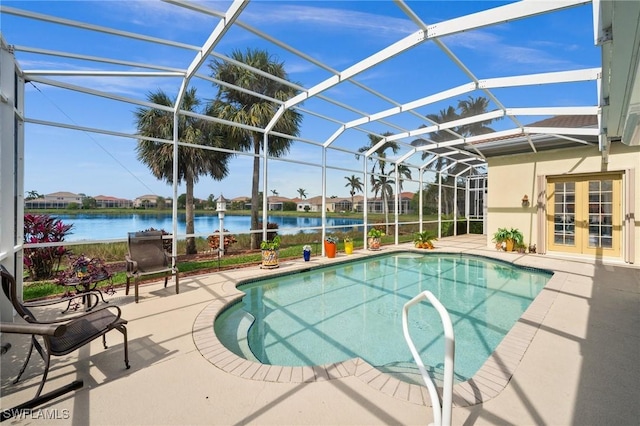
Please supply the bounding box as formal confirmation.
[207,229,238,251]
[282,201,297,211]
[23,214,74,280]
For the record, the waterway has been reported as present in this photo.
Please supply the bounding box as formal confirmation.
[54,213,364,241]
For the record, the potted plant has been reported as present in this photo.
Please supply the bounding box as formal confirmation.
[302,244,312,261]
[492,228,509,251]
[343,237,354,255]
[367,228,384,250]
[260,235,281,269]
[324,236,338,258]
[505,228,524,252]
[414,231,437,249]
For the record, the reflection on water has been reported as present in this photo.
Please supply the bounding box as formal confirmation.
[55,213,363,241]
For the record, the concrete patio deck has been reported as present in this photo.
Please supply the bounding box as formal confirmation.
[1,235,638,425]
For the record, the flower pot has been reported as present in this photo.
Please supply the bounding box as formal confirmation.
[505,238,515,252]
[324,241,337,258]
[344,241,353,255]
[368,237,381,250]
[303,250,311,261]
[261,249,279,269]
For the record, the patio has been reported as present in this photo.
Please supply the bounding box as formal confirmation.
[2,235,638,425]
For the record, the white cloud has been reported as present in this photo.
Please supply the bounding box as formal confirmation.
[244,4,415,37]
[443,30,580,72]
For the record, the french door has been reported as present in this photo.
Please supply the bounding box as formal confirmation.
[547,173,621,256]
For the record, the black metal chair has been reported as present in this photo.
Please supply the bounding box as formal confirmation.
[0,264,129,400]
[125,230,179,303]
[1,321,83,422]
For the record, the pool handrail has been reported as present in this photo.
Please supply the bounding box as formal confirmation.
[402,291,455,426]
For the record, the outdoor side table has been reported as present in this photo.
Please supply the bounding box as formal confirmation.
[59,274,113,313]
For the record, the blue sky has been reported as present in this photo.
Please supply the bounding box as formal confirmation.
[2,1,600,201]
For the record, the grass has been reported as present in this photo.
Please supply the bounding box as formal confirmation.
[21,232,413,301]
[22,214,484,301]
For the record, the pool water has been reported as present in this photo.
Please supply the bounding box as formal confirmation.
[215,253,551,383]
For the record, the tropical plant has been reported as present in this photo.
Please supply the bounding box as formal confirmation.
[492,227,509,250]
[260,235,281,251]
[134,87,232,254]
[271,189,279,196]
[344,175,363,212]
[506,228,525,246]
[367,228,384,238]
[414,231,437,249]
[297,188,307,199]
[208,48,303,249]
[23,214,74,280]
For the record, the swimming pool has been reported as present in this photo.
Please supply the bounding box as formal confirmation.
[214,253,551,384]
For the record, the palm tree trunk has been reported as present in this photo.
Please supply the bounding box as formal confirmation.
[383,191,389,234]
[186,175,196,254]
[250,136,261,249]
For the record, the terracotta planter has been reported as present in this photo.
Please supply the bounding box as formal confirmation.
[344,241,354,255]
[261,249,279,269]
[324,241,337,258]
[368,237,381,250]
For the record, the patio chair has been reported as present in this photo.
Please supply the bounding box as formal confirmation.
[0,264,129,400]
[1,321,83,421]
[125,230,179,303]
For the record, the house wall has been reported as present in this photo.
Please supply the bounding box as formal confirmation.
[487,142,640,263]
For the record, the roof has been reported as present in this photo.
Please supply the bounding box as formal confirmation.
[466,115,600,157]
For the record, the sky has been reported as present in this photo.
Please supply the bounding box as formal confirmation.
[1,1,600,201]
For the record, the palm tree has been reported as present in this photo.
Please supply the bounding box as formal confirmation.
[457,96,497,136]
[271,189,279,196]
[344,175,363,212]
[208,48,303,249]
[389,164,412,192]
[357,133,399,232]
[135,87,231,254]
[26,190,42,200]
[297,188,307,199]
[412,96,499,216]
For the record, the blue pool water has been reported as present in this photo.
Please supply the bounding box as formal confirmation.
[215,253,551,383]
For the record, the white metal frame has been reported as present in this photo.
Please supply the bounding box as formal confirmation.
[1,0,629,297]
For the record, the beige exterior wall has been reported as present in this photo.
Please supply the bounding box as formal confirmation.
[487,142,640,263]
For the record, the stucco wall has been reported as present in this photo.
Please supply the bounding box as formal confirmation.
[487,142,640,263]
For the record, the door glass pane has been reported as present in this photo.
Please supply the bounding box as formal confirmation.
[553,182,575,246]
[587,180,613,249]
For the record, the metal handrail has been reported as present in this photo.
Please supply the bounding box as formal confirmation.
[402,291,455,426]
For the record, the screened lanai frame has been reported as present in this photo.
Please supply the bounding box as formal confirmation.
[1,0,613,305]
